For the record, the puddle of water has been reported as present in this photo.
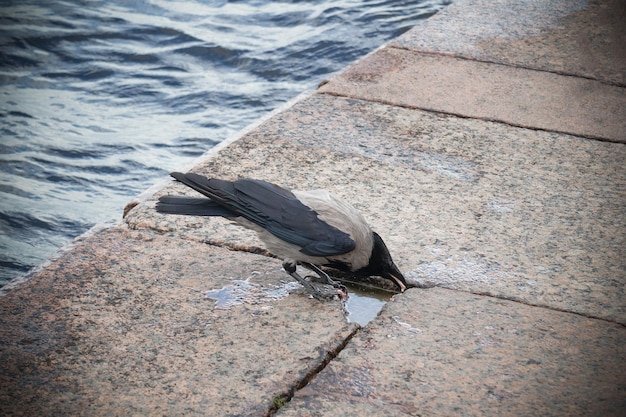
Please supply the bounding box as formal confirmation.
[204,271,302,309]
[204,272,394,326]
[342,282,394,326]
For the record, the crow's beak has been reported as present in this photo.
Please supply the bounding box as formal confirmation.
[384,262,408,292]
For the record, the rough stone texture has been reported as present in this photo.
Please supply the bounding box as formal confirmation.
[318,48,626,142]
[278,288,626,417]
[392,0,626,86]
[3,1,626,416]
[127,94,626,324]
[0,226,357,416]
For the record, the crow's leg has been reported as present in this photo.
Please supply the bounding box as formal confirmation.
[282,260,331,301]
[301,262,347,294]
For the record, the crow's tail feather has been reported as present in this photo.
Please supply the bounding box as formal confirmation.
[156,196,235,217]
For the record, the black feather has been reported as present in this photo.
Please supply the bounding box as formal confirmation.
[156,196,236,217]
[164,172,355,257]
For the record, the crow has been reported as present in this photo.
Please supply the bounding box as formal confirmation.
[156,172,407,299]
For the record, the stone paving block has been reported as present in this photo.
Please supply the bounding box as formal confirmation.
[318,48,626,142]
[392,0,626,85]
[0,226,357,416]
[126,94,626,324]
[277,288,626,417]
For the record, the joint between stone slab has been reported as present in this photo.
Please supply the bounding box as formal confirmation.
[316,91,625,144]
[387,45,626,89]
[200,238,276,259]
[124,218,274,257]
[439,286,626,328]
[266,324,361,416]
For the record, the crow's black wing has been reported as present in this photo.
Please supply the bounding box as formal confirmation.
[168,172,355,257]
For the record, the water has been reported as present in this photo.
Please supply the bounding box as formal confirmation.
[201,270,391,326]
[0,0,449,287]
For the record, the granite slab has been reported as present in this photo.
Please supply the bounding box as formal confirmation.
[0,226,357,416]
[392,0,626,86]
[318,48,626,142]
[278,288,626,417]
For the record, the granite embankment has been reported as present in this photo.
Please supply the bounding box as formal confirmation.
[1,0,625,415]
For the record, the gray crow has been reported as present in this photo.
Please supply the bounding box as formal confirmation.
[156,172,407,299]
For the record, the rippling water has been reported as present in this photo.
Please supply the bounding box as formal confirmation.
[0,0,448,287]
